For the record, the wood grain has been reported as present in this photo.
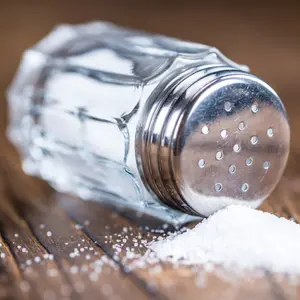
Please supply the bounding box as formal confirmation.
[60,195,296,300]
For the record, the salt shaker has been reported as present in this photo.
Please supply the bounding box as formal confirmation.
[7,22,290,225]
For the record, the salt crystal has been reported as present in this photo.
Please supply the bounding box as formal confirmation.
[81,265,89,272]
[148,205,300,276]
[47,269,58,277]
[19,280,30,293]
[46,231,52,237]
[89,272,98,282]
[84,220,90,226]
[26,259,32,266]
[34,256,41,263]
[70,266,79,274]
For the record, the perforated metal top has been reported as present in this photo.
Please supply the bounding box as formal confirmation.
[137,66,290,217]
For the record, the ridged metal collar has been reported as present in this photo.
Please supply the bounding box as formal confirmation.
[136,64,290,217]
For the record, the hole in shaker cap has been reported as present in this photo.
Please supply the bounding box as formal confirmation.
[224,102,233,112]
[229,164,236,174]
[202,125,209,134]
[241,183,249,192]
[198,159,205,168]
[263,161,271,170]
[233,144,241,153]
[246,157,253,166]
[238,121,246,131]
[251,102,259,113]
[251,136,259,145]
[216,150,224,161]
[267,127,274,137]
[221,129,228,139]
[215,183,223,192]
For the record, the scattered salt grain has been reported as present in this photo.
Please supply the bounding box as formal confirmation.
[19,280,30,293]
[46,231,52,237]
[34,256,41,263]
[84,220,90,226]
[148,205,300,276]
[70,266,79,274]
[89,272,98,282]
[0,253,6,259]
[26,260,32,266]
[47,269,58,277]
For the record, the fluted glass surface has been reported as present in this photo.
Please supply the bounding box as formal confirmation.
[8,22,247,224]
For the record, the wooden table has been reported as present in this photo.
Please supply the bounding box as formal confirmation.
[0,1,300,299]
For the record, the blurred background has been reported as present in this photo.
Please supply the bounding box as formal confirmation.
[0,0,300,162]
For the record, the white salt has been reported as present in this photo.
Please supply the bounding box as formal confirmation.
[148,205,300,275]
[34,256,41,263]
[48,254,54,260]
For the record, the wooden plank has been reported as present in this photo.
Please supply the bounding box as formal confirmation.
[0,148,156,300]
[0,234,24,300]
[1,217,75,300]
[21,203,154,300]
[60,195,285,300]
[1,128,299,299]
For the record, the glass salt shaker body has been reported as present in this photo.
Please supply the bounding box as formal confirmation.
[7,22,290,225]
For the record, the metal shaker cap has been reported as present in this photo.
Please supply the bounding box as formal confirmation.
[137,65,290,217]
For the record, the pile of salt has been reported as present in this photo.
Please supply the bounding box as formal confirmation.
[147,205,300,276]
